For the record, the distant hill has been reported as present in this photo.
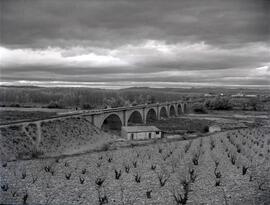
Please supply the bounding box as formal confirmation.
[120,86,269,95]
[0,85,40,89]
[0,85,269,110]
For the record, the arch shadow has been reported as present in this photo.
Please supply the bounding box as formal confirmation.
[160,107,168,119]
[178,104,183,115]
[128,110,143,126]
[101,114,122,132]
[146,108,157,123]
[169,105,176,117]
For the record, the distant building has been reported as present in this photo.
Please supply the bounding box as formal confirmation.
[245,94,257,98]
[232,93,244,97]
[209,125,221,133]
[121,126,162,140]
[204,93,213,97]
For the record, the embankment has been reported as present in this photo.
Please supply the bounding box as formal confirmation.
[0,116,114,161]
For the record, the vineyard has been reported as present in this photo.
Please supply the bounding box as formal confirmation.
[1,126,269,204]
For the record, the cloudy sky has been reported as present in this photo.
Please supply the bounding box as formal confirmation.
[0,0,269,88]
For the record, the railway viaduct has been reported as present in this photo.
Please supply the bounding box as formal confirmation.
[0,100,193,132]
[84,101,192,131]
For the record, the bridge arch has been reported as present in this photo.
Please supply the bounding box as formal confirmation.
[101,113,123,132]
[127,110,143,125]
[177,104,183,115]
[160,106,168,119]
[169,105,176,117]
[146,108,157,123]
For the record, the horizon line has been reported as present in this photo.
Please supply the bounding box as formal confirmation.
[0,81,270,90]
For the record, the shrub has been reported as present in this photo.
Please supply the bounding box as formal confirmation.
[242,166,248,175]
[1,183,8,191]
[21,170,27,179]
[32,174,38,184]
[192,153,199,165]
[114,169,122,180]
[214,160,219,168]
[230,155,236,165]
[10,103,21,107]
[214,171,222,179]
[215,179,221,186]
[2,162,7,168]
[184,141,192,153]
[151,164,156,170]
[189,168,197,183]
[192,103,207,113]
[95,177,105,187]
[236,145,241,153]
[81,103,95,110]
[156,170,170,187]
[23,192,28,205]
[107,157,113,163]
[132,160,137,168]
[146,190,152,199]
[47,101,65,109]
[65,173,71,180]
[205,97,232,110]
[79,176,85,184]
[134,173,141,183]
[96,184,109,205]
[81,168,87,175]
[210,138,215,150]
[124,164,130,173]
[172,179,189,205]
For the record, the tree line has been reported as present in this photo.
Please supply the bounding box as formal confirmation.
[0,86,187,109]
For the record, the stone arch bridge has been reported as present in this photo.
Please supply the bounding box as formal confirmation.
[0,101,192,132]
[85,101,192,131]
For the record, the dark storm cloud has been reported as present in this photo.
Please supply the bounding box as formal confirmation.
[0,0,270,87]
[1,0,269,48]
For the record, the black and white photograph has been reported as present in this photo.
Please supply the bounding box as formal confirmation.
[0,0,270,204]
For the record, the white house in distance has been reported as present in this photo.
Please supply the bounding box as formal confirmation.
[121,126,162,140]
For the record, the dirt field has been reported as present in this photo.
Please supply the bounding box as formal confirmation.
[1,127,270,204]
[1,111,270,205]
